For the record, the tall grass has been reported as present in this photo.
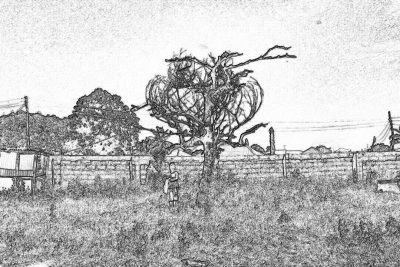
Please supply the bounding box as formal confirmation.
[0,171,400,266]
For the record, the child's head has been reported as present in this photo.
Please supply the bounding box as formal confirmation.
[169,162,176,172]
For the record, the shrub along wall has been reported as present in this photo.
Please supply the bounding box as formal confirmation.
[47,151,400,187]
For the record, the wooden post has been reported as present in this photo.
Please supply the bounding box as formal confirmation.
[389,111,395,151]
[45,156,49,178]
[282,153,287,178]
[59,150,63,186]
[140,164,147,185]
[14,153,21,189]
[24,96,30,150]
[352,153,358,183]
[361,159,364,184]
[31,154,37,196]
[128,157,133,182]
[140,164,144,184]
[51,159,55,186]
[269,127,276,155]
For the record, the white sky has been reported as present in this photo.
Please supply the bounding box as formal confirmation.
[1,0,400,151]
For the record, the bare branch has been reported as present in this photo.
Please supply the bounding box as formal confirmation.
[229,45,296,69]
[218,51,243,64]
[233,69,254,79]
[166,56,212,69]
[238,122,269,144]
[208,53,216,65]
[72,110,185,137]
[165,135,203,153]
[130,102,148,112]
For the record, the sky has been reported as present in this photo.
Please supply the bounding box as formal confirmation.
[1,0,400,151]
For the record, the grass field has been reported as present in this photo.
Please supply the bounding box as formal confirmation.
[1,172,400,266]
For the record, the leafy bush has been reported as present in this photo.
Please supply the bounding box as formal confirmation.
[178,221,200,258]
[64,177,140,199]
[148,172,168,192]
[366,170,378,185]
[0,186,31,199]
[116,221,149,258]
[150,219,171,242]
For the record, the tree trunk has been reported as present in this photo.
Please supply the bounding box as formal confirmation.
[150,155,166,191]
[203,141,216,182]
[196,134,218,213]
[196,72,217,213]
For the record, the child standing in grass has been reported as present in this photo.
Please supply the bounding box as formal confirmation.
[164,162,179,207]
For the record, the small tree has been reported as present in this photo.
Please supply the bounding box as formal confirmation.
[68,88,140,155]
[136,126,172,174]
[145,46,296,207]
[136,127,173,191]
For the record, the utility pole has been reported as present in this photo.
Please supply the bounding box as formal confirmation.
[24,96,30,150]
[388,111,395,150]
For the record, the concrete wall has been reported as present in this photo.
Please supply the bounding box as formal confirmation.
[46,151,400,186]
[48,156,151,186]
[359,152,400,182]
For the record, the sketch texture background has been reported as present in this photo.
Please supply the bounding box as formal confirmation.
[0,0,399,150]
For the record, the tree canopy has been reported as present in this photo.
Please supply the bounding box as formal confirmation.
[68,88,140,155]
[146,47,295,156]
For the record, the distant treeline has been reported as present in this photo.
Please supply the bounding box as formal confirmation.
[0,111,69,154]
[0,88,141,155]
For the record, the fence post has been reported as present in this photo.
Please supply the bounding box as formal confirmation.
[282,153,287,178]
[128,157,133,182]
[14,152,21,189]
[51,159,55,186]
[352,153,358,183]
[360,158,364,184]
[140,163,148,185]
[31,154,38,196]
[59,155,63,186]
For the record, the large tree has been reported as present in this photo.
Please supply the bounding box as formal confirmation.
[145,46,296,207]
[68,88,140,155]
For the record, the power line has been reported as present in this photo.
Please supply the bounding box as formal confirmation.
[78,105,394,134]
[0,97,24,104]
[274,115,400,133]
[0,97,25,110]
[274,122,386,130]
[376,128,389,143]
[376,132,389,143]
[377,128,391,143]
[375,123,390,140]
[275,124,384,132]
[0,104,24,110]
[272,119,388,124]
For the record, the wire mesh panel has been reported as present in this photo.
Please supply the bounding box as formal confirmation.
[19,154,35,170]
[0,150,49,195]
[0,152,17,170]
[140,164,147,185]
[129,161,136,181]
[36,155,48,177]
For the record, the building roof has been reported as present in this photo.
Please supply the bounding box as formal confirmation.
[220,145,264,157]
